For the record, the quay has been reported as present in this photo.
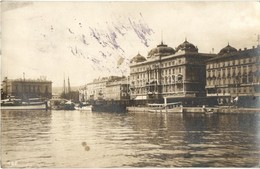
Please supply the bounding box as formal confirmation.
[216,107,260,114]
[127,106,260,114]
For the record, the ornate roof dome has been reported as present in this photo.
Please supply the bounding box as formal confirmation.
[218,43,237,55]
[148,42,175,58]
[130,53,146,63]
[176,39,198,52]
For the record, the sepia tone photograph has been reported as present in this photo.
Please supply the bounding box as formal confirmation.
[1,1,260,167]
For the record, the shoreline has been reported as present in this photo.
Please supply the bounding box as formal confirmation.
[127,106,260,114]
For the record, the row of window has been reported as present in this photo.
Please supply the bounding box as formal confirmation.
[208,87,254,94]
[161,59,183,68]
[162,67,182,75]
[131,85,184,94]
[207,65,254,77]
[15,85,49,93]
[207,56,257,69]
[132,76,184,87]
[131,59,184,73]
[132,67,183,80]
[206,75,255,86]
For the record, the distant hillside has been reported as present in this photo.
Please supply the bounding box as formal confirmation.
[52,86,82,94]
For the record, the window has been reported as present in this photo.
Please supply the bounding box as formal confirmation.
[237,66,241,74]
[243,66,247,75]
[207,71,210,78]
[179,67,182,73]
[227,68,231,76]
[222,69,226,77]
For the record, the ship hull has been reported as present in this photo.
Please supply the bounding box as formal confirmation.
[1,104,47,110]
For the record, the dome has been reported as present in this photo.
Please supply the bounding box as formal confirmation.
[148,42,175,58]
[130,53,146,63]
[176,39,198,52]
[218,43,237,55]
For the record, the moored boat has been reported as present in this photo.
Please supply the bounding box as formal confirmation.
[148,102,183,113]
[1,98,48,110]
[75,102,92,111]
[63,100,76,110]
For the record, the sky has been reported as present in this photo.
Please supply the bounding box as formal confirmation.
[2,1,260,87]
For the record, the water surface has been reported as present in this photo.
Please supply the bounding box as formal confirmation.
[1,110,260,167]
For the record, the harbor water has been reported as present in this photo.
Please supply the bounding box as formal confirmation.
[1,110,260,167]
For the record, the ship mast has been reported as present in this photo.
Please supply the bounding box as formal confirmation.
[68,77,71,99]
[63,74,66,95]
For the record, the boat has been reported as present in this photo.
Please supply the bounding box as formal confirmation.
[148,102,183,113]
[202,105,215,115]
[75,102,92,111]
[63,100,76,110]
[91,100,126,112]
[1,97,48,110]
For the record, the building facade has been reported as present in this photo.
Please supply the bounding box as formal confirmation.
[86,77,108,100]
[105,76,130,101]
[86,76,127,101]
[129,40,216,104]
[78,86,87,102]
[2,76,52,100]
[206,44,260,107]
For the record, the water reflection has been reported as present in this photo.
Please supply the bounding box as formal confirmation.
[1,110,260,167]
